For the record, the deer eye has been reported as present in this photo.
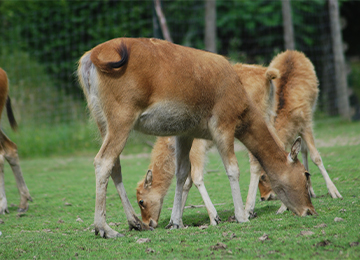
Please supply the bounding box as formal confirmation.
[139,200,144,206]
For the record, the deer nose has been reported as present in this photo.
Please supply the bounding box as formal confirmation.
[301,208,318,216]
[260,197,266,201]
[149,219,158,228]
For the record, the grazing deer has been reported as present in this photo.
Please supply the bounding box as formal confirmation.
[137,50,341,227]
[253,50,342,213]
[0,68,32,214]
[137,64,282,227]
[78,38,315,238]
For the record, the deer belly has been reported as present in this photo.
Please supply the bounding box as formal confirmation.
[134,102,202,136]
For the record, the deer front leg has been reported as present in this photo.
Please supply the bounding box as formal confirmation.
[0,154,8,214]
[181,174,192,216]
[111,158,151,231]
[166,136,193,229]
[245,153,262,219]
[302,129,342,199]
[213,131,247,223]
[190,140,220,225]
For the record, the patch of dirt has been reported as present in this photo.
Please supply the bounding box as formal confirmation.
[300,231,315,236]
[259,234,269,241]
[315,240,331,247]
[136,238,151,244]
[350,242,359,247]
[210,242,227,251]
[314,223,327,228]
[145,248,155,253]
[334,217,344,222]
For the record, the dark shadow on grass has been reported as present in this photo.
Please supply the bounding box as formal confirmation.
[158,204,282,228]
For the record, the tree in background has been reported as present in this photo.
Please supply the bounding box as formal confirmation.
[0,0,354,120]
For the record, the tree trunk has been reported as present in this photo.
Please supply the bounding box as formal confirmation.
[204,0,217,53]
[154,0,173,43]
[329,0,350,119]
[281,0,295,50]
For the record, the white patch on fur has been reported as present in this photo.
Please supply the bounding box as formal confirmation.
[78,53,107,134]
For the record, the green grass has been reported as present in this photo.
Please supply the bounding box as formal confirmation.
[0,117,359,259]
[4,121,156,159]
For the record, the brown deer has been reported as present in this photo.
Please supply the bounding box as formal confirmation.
[137,64,282,227]
[77,38,315,238]
[137,50,340,227]
[254,50,342,213]
[0,68,32,214]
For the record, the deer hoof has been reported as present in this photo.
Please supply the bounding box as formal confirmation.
[95,227,124,239]
[214,215,221,225]
[0,208,9,214]
[165,220,181,229]
[129,216,152,231]
[248,211,257,219]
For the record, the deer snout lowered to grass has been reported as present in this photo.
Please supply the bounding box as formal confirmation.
[0,68,32,215]
[78,38,315,238]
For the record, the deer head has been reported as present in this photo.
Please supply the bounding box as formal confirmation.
[136,170,164,228]
[269,137,317,216]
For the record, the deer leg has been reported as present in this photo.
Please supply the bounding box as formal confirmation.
[184,139,220,225]
[245,153,262,219]
[302,128,342,198]
[180,174,192,216]
[1,132,32,212]
[191,165,220,226]
[93,116,138,238]
[301,141,316,198]
[213,129,247,223]
[166,136,193,229]
[110,158,151,231]
[0,152,8,214]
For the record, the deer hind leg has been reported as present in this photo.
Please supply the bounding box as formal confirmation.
[1,131,32,212]
[301,141,316,197]
[0,151,7,214]
[166,136,193,229]
[93,111,147,238]
[302,128,342,198]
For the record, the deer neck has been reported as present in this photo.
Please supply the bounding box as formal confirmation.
[236,109,287,180]
[149,137,177,197]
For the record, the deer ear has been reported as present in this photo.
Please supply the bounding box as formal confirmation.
[144,170,153,189]
[288,136,302,162]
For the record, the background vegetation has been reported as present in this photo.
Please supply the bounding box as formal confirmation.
[0,0,359,158]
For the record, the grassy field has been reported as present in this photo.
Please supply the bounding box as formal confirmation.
[0,117,359,259]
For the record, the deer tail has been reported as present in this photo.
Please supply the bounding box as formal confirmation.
[6,96,18,131]
[265,68,280,81]
[90,41,129,74]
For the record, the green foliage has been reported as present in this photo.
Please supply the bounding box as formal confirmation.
[0,0,329,97]
[0,0,153,96]
[0,117,359,259]
[349,60,360,101]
